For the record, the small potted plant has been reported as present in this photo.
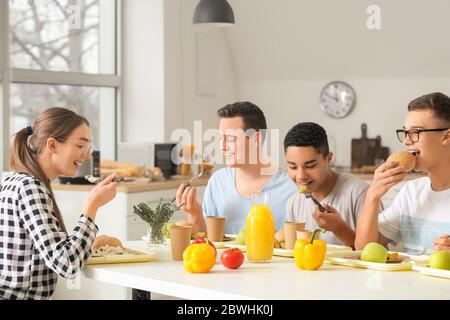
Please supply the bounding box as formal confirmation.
[133,199,179,245]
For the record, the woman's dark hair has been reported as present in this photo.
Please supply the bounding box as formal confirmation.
[408,92,450,124]
[9,107,90,234]
[284,122,329,157]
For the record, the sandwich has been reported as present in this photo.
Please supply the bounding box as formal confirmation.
[386,151,416,172]
[91,235,124,257]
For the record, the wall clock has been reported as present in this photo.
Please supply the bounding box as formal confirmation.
[320,81,356,118]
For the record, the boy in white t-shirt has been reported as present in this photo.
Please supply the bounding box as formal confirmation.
[284,122,370,248]
[355,92,450,253]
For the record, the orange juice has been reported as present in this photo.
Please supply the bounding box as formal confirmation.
[245,203,274,263]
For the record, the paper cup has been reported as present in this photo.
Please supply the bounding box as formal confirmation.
[205,216,226,242]
[296,229,320,241]
[284,222,306,249]
[169,225,192,261]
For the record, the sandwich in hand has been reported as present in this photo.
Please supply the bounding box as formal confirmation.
[386,151,416,172]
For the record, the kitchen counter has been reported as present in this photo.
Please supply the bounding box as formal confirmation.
[52,177,209,193]
[51,170,425,193]
[349,172,425,182]
[332,167,426,182]
[82,241,449,300]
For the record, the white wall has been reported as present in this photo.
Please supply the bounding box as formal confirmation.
[240,78,450,167]
[164,0,238,138]
[226,0,450,80]
[122,0,237,146]
[226,0,450,166]
[121,0,165,143]
[122,0,450,167]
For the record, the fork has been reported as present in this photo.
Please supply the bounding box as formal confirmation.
[410,245,434,255]
[170,168,207,209]
[303,192,327,213]
[184,168,205,187]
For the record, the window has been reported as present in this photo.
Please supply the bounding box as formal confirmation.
[10,0,115,74]
[10,83,116,155]
[1,0,120,170]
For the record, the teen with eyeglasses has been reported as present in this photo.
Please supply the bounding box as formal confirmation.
[355,92,450,253]
[0,107,119,299]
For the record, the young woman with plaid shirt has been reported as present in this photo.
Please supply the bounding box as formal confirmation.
[0,108,119,299]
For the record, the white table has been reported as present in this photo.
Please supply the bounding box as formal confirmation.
[53,183,206,300]
[82,241,450,300]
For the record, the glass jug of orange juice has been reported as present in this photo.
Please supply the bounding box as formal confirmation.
[245,192,274,263]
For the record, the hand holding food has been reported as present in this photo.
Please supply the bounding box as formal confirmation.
[386,151,416,172]
[367,158,408,201]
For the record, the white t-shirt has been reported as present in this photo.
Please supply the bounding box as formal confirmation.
[379,177,450,253]
[286,173,369,245]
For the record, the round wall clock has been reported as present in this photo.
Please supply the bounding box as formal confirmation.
[320,81,356,118]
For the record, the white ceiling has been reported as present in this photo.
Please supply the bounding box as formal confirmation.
[225,0,450,81]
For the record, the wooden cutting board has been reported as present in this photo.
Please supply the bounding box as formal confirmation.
[352,124,376,170]
[351,124,382,171]
[351,124,390,172]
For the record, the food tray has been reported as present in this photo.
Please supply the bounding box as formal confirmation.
[85,248,157,265]
[325,250,415,271]
[412,264,450,279]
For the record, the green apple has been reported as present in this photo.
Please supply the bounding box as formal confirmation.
[236,229,245,245]
[429,250,450,270]
[162,222,176,239]
[361,242,388,263]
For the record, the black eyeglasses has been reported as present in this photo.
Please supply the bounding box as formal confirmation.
[396,128,449,143]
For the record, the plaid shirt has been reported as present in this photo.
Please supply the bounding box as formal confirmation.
[0,172,98,300]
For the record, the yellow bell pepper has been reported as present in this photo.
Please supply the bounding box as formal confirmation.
[183,243,216,273]
[294,228,327,270]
